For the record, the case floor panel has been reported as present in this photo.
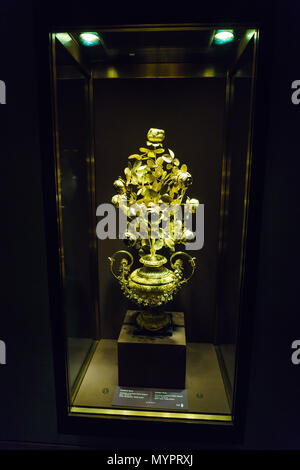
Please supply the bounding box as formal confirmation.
[68,337,95,388]
[73,339,231,415]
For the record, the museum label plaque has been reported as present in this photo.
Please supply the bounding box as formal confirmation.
[112,386,188,411]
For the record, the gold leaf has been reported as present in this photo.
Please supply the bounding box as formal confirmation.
[145,188,158,201]
[147,151,156,158]
[145,174,155,184]
[154,239,164,250]
[133,160,142,170]
[181,164,187,172]
[174,158,180,166]
[168,148,175,159]
[139,147,148,153]
[129,194,136,204]
[152,180,162,192]
[124,167,131,181]
[147,159,155,167]
[156,156,164,166]
[161,194,172,203]
[155,148,165,154]
[154,166,163,178]
[136,164,147,172]
[165,238,175,250]
[129,154,141,159]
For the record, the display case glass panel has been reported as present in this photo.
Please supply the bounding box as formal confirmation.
[49,25,258,424]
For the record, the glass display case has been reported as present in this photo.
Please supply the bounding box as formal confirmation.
[44,23,261,436]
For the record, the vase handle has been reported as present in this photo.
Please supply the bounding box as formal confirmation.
[170,251,196,284]
[108,250,134,281]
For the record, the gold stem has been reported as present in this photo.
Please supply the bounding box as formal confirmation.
[150,238,156,258]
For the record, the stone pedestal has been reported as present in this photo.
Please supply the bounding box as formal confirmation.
[118,310,186,389]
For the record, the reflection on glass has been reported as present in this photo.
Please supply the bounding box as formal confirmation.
[55,40,96,394]
[217,38,256,408]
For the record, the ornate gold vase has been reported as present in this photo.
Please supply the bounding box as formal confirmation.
[108,127,198,334]
[109,250,195,332]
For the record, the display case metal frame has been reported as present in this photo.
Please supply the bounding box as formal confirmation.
[35,6,273,443]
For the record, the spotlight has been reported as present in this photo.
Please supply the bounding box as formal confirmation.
[79,32,101,47]
[214,30,234,44]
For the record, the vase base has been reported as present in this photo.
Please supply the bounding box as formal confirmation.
[133,310,173,336]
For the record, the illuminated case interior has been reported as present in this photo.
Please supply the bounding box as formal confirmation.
[45,23,260,435]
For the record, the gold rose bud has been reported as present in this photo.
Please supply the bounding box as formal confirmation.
[147,128,165,143]
[178,171,193,185]
[113,178,126,193]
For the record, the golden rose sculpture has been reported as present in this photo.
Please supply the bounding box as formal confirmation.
[108,128,199,334]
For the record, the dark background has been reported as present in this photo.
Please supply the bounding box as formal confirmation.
[0,0,300,450]
[95,78,225,342]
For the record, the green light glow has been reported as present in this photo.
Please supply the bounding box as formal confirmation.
[247,29,256,40]
[56,33,72,45]
[79,32,101,46]
[214,30,234,44]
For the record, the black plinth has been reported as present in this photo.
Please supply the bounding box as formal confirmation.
[118,310,186,389]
